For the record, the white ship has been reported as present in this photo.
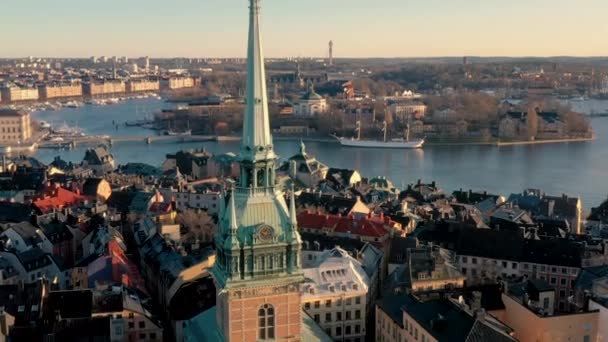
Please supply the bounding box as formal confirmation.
[333,121,424,149]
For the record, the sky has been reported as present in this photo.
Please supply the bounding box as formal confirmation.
[1,0,607,58]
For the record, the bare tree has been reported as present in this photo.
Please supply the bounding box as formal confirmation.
[177,210,216,244]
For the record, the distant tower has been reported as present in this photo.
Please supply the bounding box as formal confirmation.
[463,56,468,65]
[329,40,334,66]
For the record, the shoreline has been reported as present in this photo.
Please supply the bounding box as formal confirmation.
[273,136,596,147]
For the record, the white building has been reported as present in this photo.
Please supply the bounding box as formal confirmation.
[301,247,371,341]
[295,83,328,117]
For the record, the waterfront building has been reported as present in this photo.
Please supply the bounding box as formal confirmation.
[389,101,427,122]
[0,86,39,103]
[82,146,116,176]
[38,82,83,100]
[0,109,32,144]
[301,247,371,341]
[294,83,328,117]
[182,1,331,340]
[82,80,126,96]
[284,141,329,188]
[126,79,160,93]
[160,76,195,90]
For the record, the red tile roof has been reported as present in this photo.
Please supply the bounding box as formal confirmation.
[33,187,84,214]
[297,211,396,239]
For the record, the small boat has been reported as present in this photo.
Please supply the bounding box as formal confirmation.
[164,129,192,136]
[333,121,424,149]
[39,121,52,129]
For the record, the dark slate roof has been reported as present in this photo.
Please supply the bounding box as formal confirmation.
[466,319,516,342]
[106,190,137,214]
[17,249,53,272]
[453,190,500,205]
[118,163,161,177]
[388,236,420,265]
[456,229,525,261]
[522,239,583,268]
[575,265,608,291]
[296,192,358,216]
[46,290,93,319]
[82,178,104,197]
[376,294,413,328]
[0,203,32,223]
[168,275,216,321]
[37,220,74,244]
[401,297,474,342]
[300,232,365,255]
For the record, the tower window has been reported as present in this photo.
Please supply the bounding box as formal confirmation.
[258,304,275,340]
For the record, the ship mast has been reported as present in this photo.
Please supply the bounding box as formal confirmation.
[355,121,361,141]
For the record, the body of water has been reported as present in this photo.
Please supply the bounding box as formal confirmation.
[31,98,608,208]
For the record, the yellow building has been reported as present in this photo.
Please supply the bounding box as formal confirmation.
[126,79,160,93]
[0,86,39,102]
[161,76,195,90]
[38,82,83,99]
[83,80,126,96]
[0,109,32,144]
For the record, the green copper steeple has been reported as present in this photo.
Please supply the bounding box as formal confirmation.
[212,0,302,290]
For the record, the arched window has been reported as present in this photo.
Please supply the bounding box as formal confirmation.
[258,304,275,339]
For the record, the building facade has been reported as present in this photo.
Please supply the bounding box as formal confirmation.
[301,248,369,341]
[0,109,32,144]
[83,80,126,96]
[126,79,160,93]
[0,86,39,103]
[38,83,83,100]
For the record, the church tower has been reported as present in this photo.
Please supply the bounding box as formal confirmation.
[211,0,304,341]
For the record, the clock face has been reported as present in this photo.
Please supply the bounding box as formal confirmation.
[259,226,273,241]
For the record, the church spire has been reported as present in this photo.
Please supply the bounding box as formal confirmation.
[241,0,274,162]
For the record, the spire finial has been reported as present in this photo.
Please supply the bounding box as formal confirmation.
[299,139,306,155]
[290,184,297,226]
[228,187,238,232]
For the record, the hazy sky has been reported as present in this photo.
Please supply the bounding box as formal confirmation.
[2,0,607,58]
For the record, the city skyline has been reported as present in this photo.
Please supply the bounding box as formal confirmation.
[2,0,607,58]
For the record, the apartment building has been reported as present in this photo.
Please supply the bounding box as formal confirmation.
[0,109,32,144]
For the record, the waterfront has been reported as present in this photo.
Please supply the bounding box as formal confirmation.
[31,98,608,208]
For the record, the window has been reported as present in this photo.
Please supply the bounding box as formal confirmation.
[150,333,157,340]
[346,298,352,305]
[472,258,477,264]
[502,261,508,268]
[523,264,529,270]
[540,265,546,272]
[461,267,467,275]
[550,277,557,285]
[355,310,361,319]
[325,313,332,322]
[415,327,418,340]
[314,314,320,323]
[346,325,351,335]
[543,298,550,309]
[337,312,342,321]
[561,268,567,274]
[258,304,275,340]
[139,321,145,329]
[336,326,342,336]
[346,311,351,320]
[560,278,567,286]
[355,324,361,334]
[559,290,566,298]
[584,335,591,342]
[461,256,468,263]
[551,267,557,273]
[128,322,134,329]
[512,262,518,269]
[314,301,320,309]
[139,334,146,340]
[355,297,361,305]
[422,335,426,342]
[326,300,332,308]
[304,303,310,310]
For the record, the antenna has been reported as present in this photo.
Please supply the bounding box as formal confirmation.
[329,40,334,67]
